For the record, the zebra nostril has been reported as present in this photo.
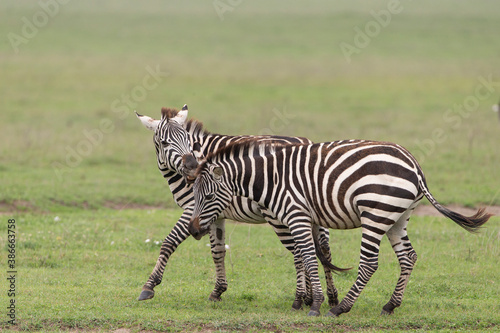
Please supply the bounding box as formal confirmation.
[183,154,198,170]
[188,216,202,239]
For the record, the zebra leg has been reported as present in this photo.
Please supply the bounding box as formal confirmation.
[208,219,228,302]
[138,208,193,301]
[267,220,309,310]
[328,220,388,317]
[288,220,324,316]
[293,230,341,309]
[381,212,417,315]
[292,243,308,310]
[303,264,313,307]
[317,227,339,307]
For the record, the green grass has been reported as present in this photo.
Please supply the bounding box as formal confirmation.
[1,210,499,331]
[1,0,500,331]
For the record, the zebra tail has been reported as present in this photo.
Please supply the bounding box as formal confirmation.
[419,180,493,233]
[312,229,352,274]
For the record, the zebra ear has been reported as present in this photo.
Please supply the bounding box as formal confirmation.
[212,166,223,180]
[172,104,188,125]
[135,111,160,131]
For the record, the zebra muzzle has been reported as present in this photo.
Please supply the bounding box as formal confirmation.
[182,154,199,183]
[188,216,203,240]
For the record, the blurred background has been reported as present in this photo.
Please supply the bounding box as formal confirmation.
[1,0,499,212]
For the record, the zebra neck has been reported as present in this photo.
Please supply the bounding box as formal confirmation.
[190,133,238,161]
[184,120,221,159]
[225,155,270,208]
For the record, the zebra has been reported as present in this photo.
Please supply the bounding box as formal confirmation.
[187,139,492,317]
[135,105,344,310]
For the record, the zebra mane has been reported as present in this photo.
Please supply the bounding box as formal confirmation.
[194,139,277,177]
[184,118,211,137]
[160,107,179,120]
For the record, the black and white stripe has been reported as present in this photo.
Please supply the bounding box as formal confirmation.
[136,106,340,309]
[188,139,492,316]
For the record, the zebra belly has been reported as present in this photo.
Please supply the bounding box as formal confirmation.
[310,209,363,230]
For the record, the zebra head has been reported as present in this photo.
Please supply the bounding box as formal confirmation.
[188,162,233,240]
[136,105,199,181]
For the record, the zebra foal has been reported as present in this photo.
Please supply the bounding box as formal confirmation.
[188,139,492,316]
[136,105,341,309]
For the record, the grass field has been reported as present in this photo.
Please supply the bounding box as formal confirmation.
[5,210,500,332]
[1,0,500,331]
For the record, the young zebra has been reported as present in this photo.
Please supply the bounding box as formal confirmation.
[188,140,492,317]
[136,105,342,309]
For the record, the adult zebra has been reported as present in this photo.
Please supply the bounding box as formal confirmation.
[136,105,343,309]
[188,139,492,317]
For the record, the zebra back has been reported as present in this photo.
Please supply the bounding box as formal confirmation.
[191,139,492,233]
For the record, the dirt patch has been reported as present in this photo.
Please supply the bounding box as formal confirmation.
[112,329,131,333]
[0,200,39,214]
[414,204,500,217]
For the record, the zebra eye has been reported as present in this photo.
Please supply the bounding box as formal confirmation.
[160,140,170,147]
[205,194,215,201]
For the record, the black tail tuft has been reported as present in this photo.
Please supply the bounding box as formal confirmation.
[419,178,493,233]
[433,205,492,233]
[313,231,352,274]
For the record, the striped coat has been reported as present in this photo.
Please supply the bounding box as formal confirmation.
[188,139,492,316]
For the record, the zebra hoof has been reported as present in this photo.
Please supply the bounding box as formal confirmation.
[327,306,344,317]
[138,289,154,301]
[381,303,396,315]
[307,310,321,317]
[325,310,337,317]
[380,309,394,316]
[291,300,303,311]
[209,294,222,302]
